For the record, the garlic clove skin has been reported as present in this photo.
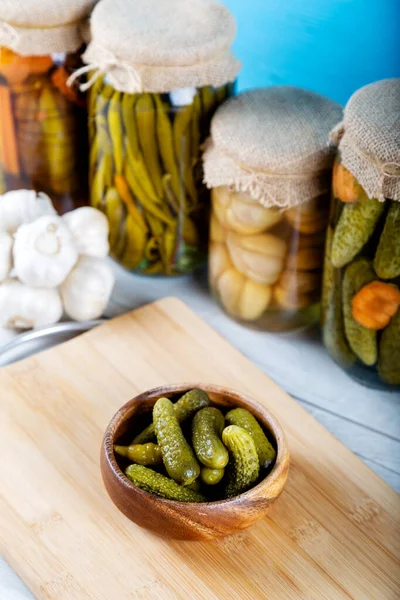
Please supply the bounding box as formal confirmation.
[0,231,13,282]
[60,256,115,321]
[0,190,56,234]
[0,279,63,329]
[62,207,110,258]
[13,215,78,288]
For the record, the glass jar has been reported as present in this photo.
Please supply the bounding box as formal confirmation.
[89,81,233,275]
[322,157,400,390]
[209,186,328,331]
[0,47,88,214]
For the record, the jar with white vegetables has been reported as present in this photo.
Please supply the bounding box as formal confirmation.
[203,88,343,331]
[0,190,114,329]
[72,0,240,275]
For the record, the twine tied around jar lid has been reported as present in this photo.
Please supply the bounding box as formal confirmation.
[0,1,96,55]
[203,87,343,209]
[330,78,400,202]
[68,0,241,94]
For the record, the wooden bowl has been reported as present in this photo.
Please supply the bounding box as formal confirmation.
[101,383,289,540]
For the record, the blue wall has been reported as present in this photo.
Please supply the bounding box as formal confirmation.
[224,0,400,105]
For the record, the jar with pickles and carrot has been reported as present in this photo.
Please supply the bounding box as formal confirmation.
[203,87,343,331]
[322,79,400,390]
[77,0,240,276]
[0,0,93,214]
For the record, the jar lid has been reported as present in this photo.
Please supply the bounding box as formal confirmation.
[203,87,342,209]
[0,0,96,55]
[331,78,400,202]
[74,0,240,93]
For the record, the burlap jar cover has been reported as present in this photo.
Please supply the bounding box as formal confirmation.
[203,87,343,210]
[0,0,96,55]
[70,0,241,93]
[330,78,400,203]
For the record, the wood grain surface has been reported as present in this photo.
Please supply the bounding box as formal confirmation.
[0,297,399,600]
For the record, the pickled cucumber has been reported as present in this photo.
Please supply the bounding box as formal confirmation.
[321,226,334,328]
[114,443,162,466]
[153,397,200,486]
[133,388,210,444]
[374,203,400,280]
[222,425,260,498]
[225,408,276,467]
[342,259,377,366]
[322,227,356,367]
[186,479,201,492]
[192,407,229,469]
[125,465,205,502]
[331,198,384,268]
[378,311,400,386]
[201,466,225,485]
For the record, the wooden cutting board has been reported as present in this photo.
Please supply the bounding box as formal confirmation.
[0,298,399,600]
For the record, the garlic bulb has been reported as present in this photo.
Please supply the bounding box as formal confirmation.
[13,215,78,288]
[0,280,62,329]
[60,256,114,321]
[62,207,110,258]
[0,190,56,233]
[0,231,12,282]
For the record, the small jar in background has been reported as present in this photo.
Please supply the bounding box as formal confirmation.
[0,0,93,214]
[322,78,400,390]
[80,0,240,276]
[203,87,342,332]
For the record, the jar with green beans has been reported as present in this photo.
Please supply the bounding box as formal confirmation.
[83,0,240,275]
[89,82,233,275]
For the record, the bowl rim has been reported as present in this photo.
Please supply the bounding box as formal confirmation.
[102,382,289,507]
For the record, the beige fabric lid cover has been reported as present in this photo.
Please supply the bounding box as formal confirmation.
[75,0,240,93]
[0,0,96,55]
[330,78,400,202]
[203,86,342,209]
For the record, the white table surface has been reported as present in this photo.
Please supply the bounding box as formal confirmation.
[1,260,399,599]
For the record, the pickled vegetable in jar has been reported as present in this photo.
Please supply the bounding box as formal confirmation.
[76,0,240,276]
[322,79,400,390]
[0,0,94,214]
[204,88,342,331]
